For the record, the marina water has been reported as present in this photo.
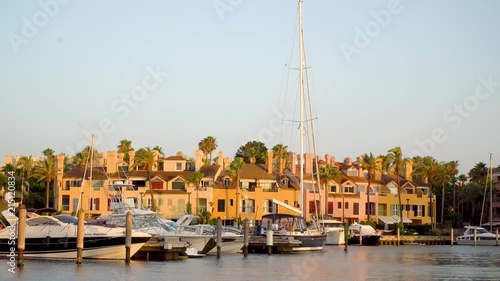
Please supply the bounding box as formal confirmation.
[2,246,499,281]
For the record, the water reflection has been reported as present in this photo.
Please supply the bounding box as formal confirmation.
[2,246,499,280]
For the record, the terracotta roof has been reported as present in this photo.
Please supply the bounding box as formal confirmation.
[165,156,187,161]
[63,167,109,180]
[199,165,220,178]
[239,164,274,180]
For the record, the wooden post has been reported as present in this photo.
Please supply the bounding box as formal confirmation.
[125,211,132,263]
[344,222,348,252]
[397,227,400,247]
[359,225,363,245]
[76,209,85,264]
[496,229,498,246]
[450,228,454,247]
[17,205,27,268]
[266,220,273,255]
[243,218,249,257]
[216,218,222,259]
[473,228,477,247]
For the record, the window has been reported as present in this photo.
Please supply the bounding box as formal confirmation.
[365,202,375,215]
[65,180,82,190]
[417,205,422,217]
[328,202,333,214]
[151,178,163,190]
[353,203,359,215]
[72,198,79,212]
[338,202,342,209]
[248,182,257,192]
[198,198,207,212]
[145,199,152,209]
[176,163,182,171]
[178,199,186,212]
[158,198,163,206]
[132,180,146,187]
[343,184,355,194]
[201,180,210,190]
[309,200,320,214]
[229,199,233,206]
[217,199,225,212]
[348,169,358,176]
[89,198,100,211]
[62,195,70,211]
[263,199,273,213]
[293,201,299,208]
[328,185,337,193]
[282,178,289,187]
[392,204,399,216]
[172,178,185,190]
[92,180,103,191]
[262,183,278,192]
[344,202,349,209]
[223,178,230,187]
[241,199,255,213]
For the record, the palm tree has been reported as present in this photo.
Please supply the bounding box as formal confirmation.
[185,171,205,213]
[360,153,381,221]
[16,155,35,199]
[117,139,134,164]
[152,146,164,157]
[457,174,468,215]
[385,146,407,226]
[468,162,488,185]
[33,157,56,208]
[412,156,440,229]
[435,161,458,229]
[272,144,289,174]
[319,164,341,219]
[42,148,55,159]
[133,147,159,211]
[198,136,218,166]
[229,158,244,224]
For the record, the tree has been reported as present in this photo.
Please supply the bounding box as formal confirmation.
[319,164,341,219]
[385,147,407,226]
[72,146,99,168]
[436,161,458,229]
[360,152,381,221]
[152,146,164,157]
[117,139,134,164]
[272,144,290,174]
[229,158,245,224]
[413,156,440,229]
[42,148,55,159]
[457,174,468,215]
[235,141,267,164]
[468,162,488,185]
[133,147,159,211]
[198,136,218,165]
[185,171,205,213]
[16,155,35,200]
[33,157,56,208]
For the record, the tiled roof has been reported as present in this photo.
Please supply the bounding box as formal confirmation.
[63,167,109,180]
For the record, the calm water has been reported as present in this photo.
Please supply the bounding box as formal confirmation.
[2,246,499,281]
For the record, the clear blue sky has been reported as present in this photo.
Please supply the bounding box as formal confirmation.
[1,0,499,174]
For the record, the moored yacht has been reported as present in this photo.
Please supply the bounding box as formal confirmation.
[318,218,345,245]
[0,211,150,260]
[347,223,382,246]
[455,226,498,246]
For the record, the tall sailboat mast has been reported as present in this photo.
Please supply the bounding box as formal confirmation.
[489,153,493,231]
[298,0,305,217]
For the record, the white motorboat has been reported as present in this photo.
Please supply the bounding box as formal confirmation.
[455,226,498,246]
[319,218,345,245]
[0,210,150,260]
[347,223,382,246]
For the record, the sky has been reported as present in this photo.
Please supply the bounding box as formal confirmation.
[1,0,499,175]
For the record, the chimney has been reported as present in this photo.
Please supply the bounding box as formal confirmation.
[195,149,203,171]
[98,152,105,166]
[357,156,363,177]
[290,152,297,175]
[117,152,124,165]
[107,151,117,174]
[223,157,232,170]
[405,160,413,181]
[128,150,135,168]
[325,154,332,166]
[3,155,12,167]
[267,151,273,174]
[152,150,159,171]
[305,153,313,175]
[217,151,224,167]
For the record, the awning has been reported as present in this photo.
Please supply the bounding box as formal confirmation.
[378,215,412,224]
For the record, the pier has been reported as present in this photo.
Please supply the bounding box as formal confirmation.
[379,235,452,245]
[132,237,189,261]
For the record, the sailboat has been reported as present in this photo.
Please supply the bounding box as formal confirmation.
[258,0,326,251]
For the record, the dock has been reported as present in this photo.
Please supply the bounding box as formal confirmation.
[247,236,302,254]
[132,237,189,261]
[379,235,452,246]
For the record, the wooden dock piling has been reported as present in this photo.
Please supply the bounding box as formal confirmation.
[216,218,222,259]
[474,228,477,247]
[125,211,132,263]
[450,228,454,247]
[243,218,249,257]
[397,228,400,247]
[76,209,84,264]
[496,230,498,246]
[344,222,348,252]
[17,205,26,268]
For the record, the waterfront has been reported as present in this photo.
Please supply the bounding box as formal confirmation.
[2,246,499,281]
